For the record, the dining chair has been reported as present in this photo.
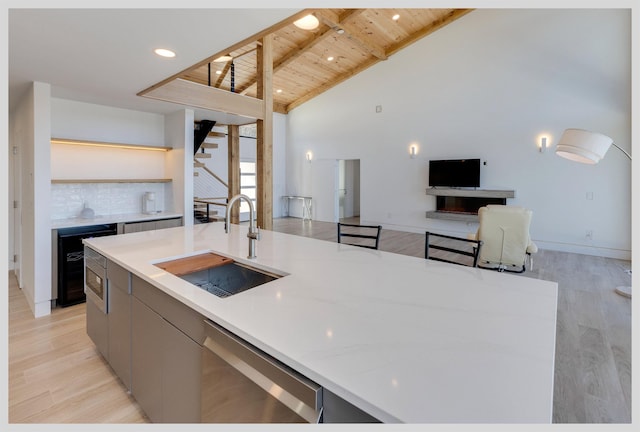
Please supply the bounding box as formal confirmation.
[337,223,382,250]
[425,231,482,267]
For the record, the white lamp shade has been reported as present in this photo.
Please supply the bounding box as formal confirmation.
[555,128,613,164]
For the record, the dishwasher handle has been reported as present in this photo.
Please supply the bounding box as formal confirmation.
[203,320,322,423]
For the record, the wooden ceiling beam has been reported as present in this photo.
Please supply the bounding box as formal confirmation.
[236,9,369,96]
[315,9,388,61]
[236,24,336,95]
[214,61,232,88]
[286,9,474,113]
[142,78,264,119]
[138,9,314,97]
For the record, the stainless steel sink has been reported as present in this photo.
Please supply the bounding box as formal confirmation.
[179,261,281,298]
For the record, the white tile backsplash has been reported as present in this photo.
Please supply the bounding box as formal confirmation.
[51,182,168,220]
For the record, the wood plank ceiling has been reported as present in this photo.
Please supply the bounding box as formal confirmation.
[141,8,473,115]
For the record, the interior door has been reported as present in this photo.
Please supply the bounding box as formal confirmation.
[12,141,21,283]
[338,160,346,219]
[311,159,339,223]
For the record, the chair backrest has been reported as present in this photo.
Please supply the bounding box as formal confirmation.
[425,231,482,267]
[337,223,382,250]
[476,205,532,268]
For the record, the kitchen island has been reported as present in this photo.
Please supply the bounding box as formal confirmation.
[84,222,558,423]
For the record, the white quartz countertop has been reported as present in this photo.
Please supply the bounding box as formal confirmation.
[83,222,558,423]
[52,212,183,229]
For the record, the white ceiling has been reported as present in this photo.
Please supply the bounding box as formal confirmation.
[8,8,298,124]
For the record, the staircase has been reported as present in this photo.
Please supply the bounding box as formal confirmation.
[193,121,228,223]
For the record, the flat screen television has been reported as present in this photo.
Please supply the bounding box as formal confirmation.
[428,158,481,188]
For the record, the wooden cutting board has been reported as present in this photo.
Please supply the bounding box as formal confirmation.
[155,252,233,276]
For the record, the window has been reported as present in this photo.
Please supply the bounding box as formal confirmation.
[240,161,257,219]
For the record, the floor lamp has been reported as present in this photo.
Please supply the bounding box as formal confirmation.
[555,128,632,298]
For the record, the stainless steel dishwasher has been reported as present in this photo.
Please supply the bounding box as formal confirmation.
[201,319,323,423]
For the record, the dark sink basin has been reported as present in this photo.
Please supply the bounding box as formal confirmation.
[179,261,282,298]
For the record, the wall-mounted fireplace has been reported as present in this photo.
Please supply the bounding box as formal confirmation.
[425,188,515,222]
[436,196,506,215]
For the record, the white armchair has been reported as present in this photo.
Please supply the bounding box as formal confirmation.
[468,205,538,273]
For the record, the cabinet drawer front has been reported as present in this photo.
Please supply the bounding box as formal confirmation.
[107,260,130,293]
[132,275,205,345]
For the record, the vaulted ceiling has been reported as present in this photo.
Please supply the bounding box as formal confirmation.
[140,8,473,115]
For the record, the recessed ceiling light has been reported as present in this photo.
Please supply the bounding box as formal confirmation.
[213,55,233,62]
[276,89,283,93]
[392,14,400,21]
[154,48,176,58]
[327,56,334,62]
[294,14,319,30]
[336,28,345,34]
[215,70,222,75]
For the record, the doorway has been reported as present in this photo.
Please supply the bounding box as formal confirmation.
[309,159,360,224]
[338,159,360,222]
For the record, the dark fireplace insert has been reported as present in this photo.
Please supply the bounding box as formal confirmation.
[436,196,506,215]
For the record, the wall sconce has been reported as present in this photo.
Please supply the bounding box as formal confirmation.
[538,136,548,153]
[409,144,418,159]
[306,151,313,162]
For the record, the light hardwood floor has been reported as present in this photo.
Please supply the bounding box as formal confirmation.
[8,274,148,423]
[8,217,631,423]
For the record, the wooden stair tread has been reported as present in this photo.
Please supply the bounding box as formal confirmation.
[155,252,233,276]
[194,153,212,159]
[201,143,219,149]
[207,131,226,138]
[194,161,205,167]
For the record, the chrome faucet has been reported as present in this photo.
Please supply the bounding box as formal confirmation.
[225,194,260,259]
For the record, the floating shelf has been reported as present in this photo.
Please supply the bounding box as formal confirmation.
[52,179,172,184]
[51,138,172,152]
[425,188,515,198]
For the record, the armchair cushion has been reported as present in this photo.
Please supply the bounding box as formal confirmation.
[472,205,536,272]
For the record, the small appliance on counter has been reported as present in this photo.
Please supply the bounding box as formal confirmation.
[79,202,95,219]
[142,191,160,214]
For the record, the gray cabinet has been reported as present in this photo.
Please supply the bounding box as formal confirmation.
[123,217,182,234]
[155,218,183,230]
[131,275,203,423]
[107,260,131,391]
[162,317,201,422]
[131,296,164,422]
[86,293,108,358]
[322,389,380,423]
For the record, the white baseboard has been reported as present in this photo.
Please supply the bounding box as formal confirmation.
[19,284,52,318]
[532,240,631,261]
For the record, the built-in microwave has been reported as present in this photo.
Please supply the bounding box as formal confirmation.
[85,247,107,313]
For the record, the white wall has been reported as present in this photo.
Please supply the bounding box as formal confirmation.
[8,116,16,272]
[12,82,52,317]
[51,98,164,145]
[273,113,287,219]
[286,9,632,259]
[165,109,194,225]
